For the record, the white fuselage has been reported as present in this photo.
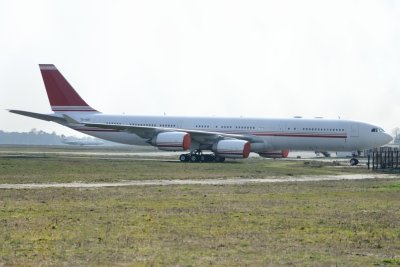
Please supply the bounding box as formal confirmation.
[66,113,391,153]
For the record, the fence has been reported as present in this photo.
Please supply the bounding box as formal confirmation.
[368,147,400,170]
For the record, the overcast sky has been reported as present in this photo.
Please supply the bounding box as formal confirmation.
[1,0,399,136]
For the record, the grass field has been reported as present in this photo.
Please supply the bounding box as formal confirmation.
[0,146,399,266]
[0,147,371,184]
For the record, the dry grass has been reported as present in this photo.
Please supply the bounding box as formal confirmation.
[1,181,400,266]
[0,146,399,266]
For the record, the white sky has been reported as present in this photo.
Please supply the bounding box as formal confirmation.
[1,0,399,136]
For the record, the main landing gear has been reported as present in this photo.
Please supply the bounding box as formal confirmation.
[179,150,225,163]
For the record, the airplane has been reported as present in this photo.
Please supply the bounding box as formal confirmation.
[9,64,393,164]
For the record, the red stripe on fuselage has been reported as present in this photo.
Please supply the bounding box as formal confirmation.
[253,133,347,138]
[212,130,347,138]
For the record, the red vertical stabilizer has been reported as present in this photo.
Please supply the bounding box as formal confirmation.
[39,64,98,112]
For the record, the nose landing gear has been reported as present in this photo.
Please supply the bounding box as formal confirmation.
[350,158,359,166]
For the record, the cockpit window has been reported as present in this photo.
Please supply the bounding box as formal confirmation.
[371,128,385,133]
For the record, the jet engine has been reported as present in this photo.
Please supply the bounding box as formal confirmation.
[151,132,191,151]
[258,150,289,158]
[212,139,251,159]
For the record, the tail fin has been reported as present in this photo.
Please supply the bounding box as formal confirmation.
[39,64,98,113]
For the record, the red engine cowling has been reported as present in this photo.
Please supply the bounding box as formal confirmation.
[212,140,251,159]
[152,132,191,151]
[258,150,289,158]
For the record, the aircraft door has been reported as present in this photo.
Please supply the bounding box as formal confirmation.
[278,123,287,132]
[350,124,359,137]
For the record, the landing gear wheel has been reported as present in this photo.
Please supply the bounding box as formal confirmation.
[179,154,189,162]
[350,158,359,166]
[200,154,216,162]
[215,156,226,163]
[208,155,216,162]
[190,154,200,162]
[179,150,224,163]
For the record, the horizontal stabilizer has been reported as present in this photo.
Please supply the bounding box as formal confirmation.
[8,110,67,124]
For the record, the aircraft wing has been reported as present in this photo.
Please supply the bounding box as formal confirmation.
[9,111,261,144]
[184,129,257,144]
[78,121,260,144]
[8,110,67,124]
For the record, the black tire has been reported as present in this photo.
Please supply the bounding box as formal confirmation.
[206,155,216,162]
[350,158,359,166]
[179,154,189,162]
[200,154,215,162]
[215,156,225,163]
[190,154,200,162]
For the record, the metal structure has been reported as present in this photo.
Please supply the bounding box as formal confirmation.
[368,147,400,170]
